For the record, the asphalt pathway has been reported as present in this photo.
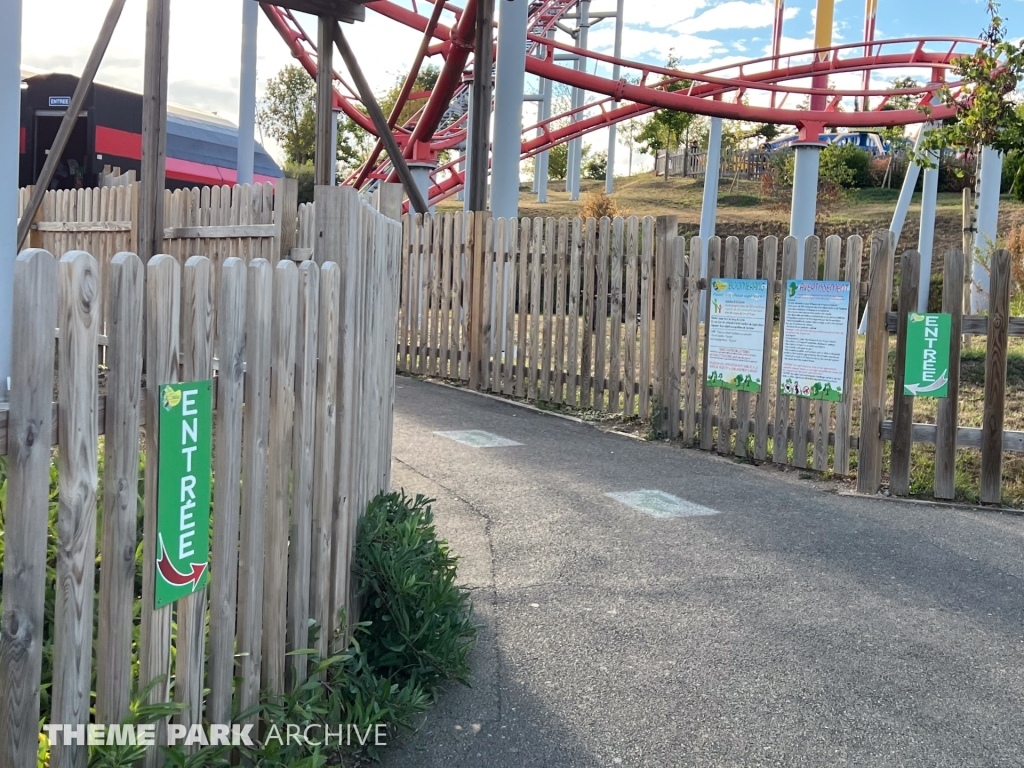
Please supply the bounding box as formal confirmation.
[382,377,1024,768]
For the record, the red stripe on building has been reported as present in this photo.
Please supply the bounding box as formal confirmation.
[95,125,143,160]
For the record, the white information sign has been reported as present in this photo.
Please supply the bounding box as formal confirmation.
[779,280,851,402]
[706,279,769,393]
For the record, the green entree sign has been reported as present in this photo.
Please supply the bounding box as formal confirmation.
[155,381,212,608]
[903,313,951,397]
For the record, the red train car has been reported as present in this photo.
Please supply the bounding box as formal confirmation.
[20,72,282,190]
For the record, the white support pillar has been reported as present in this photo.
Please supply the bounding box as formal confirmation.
[698,117,723,282]
[790,144,823,275]
[491,0,528,220]
[0,0,22,399]
[916,146,940,311]
[237,0,259,185]
[605,0,624,195]
[567,0,590,201]
[974,145,1003,312]
[537,61,552,202]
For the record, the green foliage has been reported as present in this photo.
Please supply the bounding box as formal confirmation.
[582,151,608,181]
[636,50,697,154]
[4,477,475,767]
[258,65,375,175]
[355,492,478,691]
[259,65,318,166]
[917,2,1024,160]
[820,143,873,188]
[379,64,441,129]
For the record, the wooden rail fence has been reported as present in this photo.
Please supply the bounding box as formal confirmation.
[398,212,1021,504]
[0,185,401,766]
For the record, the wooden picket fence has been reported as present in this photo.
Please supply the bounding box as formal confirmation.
[16,180,301,332]
[0,185,402,766]
[397,212,1021,504]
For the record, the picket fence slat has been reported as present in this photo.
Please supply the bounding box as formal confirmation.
[834,236,863,475]
[554,218,569,404]
[96,252,145,726]
[0,250,58,768]
[793,236,820,469]
[493,219,508,393]
[140,255,180,762]
[566,219,582,406]
[505,219,520,397]
[773,237,799,465]
[683,237,702,443]
[262,261,299,696]
[813,236,842,471]
[718,237,739,453]
[581,218,596,408]
[701,237,721,450]
[639,217,654,418]
[890,250,921,496]
[735,237,758,458]
[934,249,965,499]
[542,218,557,402]
[609,218,624,413]
[595,217,611,411]
[174,255,215,743]
[624,219,639,417]
[51,252,100,768]
[753,237,779,461]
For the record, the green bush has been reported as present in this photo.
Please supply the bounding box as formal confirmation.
[284,161,316,205]
[821,143,872,188]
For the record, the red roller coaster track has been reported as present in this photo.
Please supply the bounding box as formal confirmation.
[261,0,982,206]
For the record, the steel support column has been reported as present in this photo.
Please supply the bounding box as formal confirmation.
[916,146,940,311]
[237,0,259,185]
[0,0,20,399]
[491,0,528,220]
[699,117,723,279]
[790,144,823,274]
[567,0,590,201]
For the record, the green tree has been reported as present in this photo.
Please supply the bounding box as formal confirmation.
[636,50,697,155]
[876,76,921,145]
[916,1,1024,190]
[259,65,317,165]
[258,64,376,183]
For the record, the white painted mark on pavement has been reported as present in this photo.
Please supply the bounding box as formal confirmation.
[433,430,523,448]
[605,490,720,519]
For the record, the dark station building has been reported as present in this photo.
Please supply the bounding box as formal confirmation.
[20,72,282,190]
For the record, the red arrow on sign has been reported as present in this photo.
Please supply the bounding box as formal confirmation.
[157,534,207,589]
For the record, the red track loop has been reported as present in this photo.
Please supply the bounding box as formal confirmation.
[261,0,985,205]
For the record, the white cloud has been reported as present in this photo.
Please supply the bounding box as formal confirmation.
[676,1,781,34]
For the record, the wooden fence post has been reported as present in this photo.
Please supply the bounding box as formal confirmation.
[96,252,145,726]
[834,236,863,475]
[638,217,654,418]
[701,237,722,450]
[0,249,58,767]
[753,236,778,462]
[286,261,319,689]
[566,218,581,406]
[718,237,740,453]
[857,231,894,495]
[581,218,597,407]
[206,258,246,726]
[773,237,799,464]
[934,249,964,500]
[890,250,921,496]
[792,236,820,468]
[263,261,299,696]
[652,214,678,436]
[594,217,611,409]
[665,236,686,438]
[980,249,1011,504]
[735,236,759,458]
[683,237,703,444]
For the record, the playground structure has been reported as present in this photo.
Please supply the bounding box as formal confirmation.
[260,0,1002,311]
